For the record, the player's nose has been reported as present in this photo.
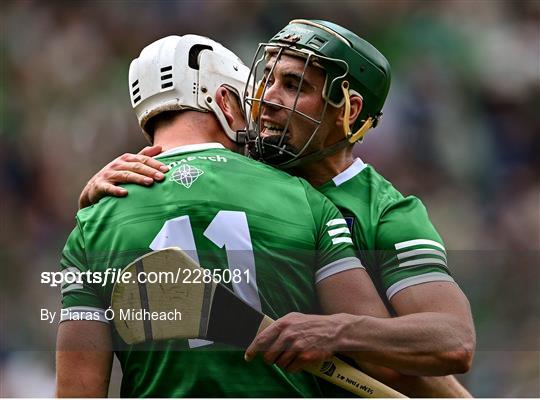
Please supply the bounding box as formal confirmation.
[261,82,284,113]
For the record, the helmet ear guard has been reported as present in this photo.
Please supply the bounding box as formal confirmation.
[197,49,252,143]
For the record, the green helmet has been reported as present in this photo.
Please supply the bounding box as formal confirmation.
[271,19,391,131]
[244,19,391,167]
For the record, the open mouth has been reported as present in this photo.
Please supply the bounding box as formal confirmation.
[261,121,288,137]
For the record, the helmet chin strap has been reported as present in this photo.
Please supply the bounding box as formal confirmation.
[279,138,349,170]
[341,81,375,143]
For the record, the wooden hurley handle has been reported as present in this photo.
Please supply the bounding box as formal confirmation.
[256,315,275,335]
[305,357,406,398]
[255,315,406,398]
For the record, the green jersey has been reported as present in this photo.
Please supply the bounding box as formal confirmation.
[318,158,454,304]
[60,143,361,397]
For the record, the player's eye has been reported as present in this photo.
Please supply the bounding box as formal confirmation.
[286,82,299,91]
[264,75,274,87]
[284,79,300,92]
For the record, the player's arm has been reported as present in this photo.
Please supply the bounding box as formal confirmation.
[245,268,391,370]
[303,270,473,396]
[56,320,113,397]
[245,192,473,393]
[246,268,472,396]
[344,281,475,376]
[79,145,169,209]
[358,196,476,376]
[312,279,474,377]
[56,223,114,396]
[316,199,475,376]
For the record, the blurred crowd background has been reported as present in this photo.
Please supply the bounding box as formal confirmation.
[1,0,538,397]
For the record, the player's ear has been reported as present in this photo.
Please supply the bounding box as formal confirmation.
[336,94,363,130]
[215,86,235,127]
[215,86,245,130]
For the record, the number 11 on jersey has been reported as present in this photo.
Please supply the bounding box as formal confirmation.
[149,210,262,312]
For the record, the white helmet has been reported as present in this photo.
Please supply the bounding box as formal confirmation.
[129,35,250,143]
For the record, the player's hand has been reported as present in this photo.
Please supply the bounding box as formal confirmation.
[78,145,170,209]
[244,312,342,373]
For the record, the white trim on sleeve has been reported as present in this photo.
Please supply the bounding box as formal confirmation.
[315,257,365,284]
[386,272,455,300]
[398,258,447,268]
[61,283,84,295]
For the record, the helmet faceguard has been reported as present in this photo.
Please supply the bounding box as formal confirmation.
[129,35,252,144]
[244,19,391,168]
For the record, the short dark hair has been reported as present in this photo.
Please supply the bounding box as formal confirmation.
[145,110,183,140]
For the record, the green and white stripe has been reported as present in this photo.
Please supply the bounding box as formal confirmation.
[387,239,454,299]
[61,266,84,294]
[394,239,448,269]
[315,257,364,283]
[395,239,445,251]
[326,219,353,245]
[386,272,455,300]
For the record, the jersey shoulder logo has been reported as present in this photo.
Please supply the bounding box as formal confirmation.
[170,163,204,188]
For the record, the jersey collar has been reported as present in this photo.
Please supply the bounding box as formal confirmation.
[332,158,367,186]
[156,143,225,159]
